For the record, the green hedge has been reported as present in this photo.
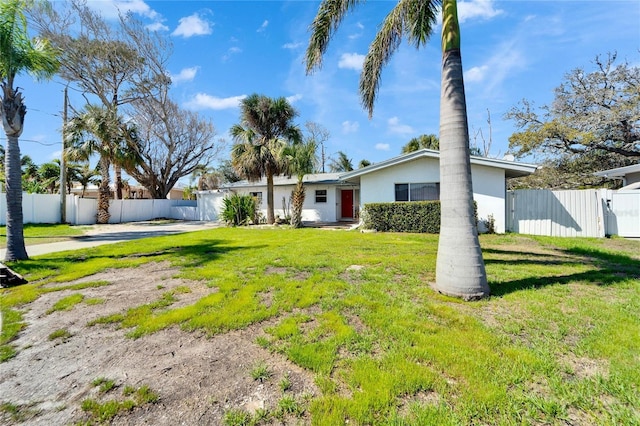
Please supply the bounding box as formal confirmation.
[362,201,478,234]
[362,201,441,233]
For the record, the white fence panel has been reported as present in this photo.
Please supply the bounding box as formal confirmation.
[507,189,605,238]
[607,191,640,237]
[170,206,198,220]
[1,194,199,225]
[197,192,225,221]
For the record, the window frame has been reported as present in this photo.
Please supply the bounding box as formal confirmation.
[315,189,327,203]
[394,182,440,202]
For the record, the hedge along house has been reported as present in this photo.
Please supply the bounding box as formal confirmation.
[340,149,537,233]
[219,173,360,223]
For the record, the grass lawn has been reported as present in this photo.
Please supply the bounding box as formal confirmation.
[1,228,639,424]
[0,224,88,248]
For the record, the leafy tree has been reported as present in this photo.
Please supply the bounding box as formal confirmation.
[231,94,302,225]
[401,134,440,153]
[125,91,221,199]
[71,162,99,198]
[306,0,489,299]
[328,151,354,172]
[358,159,371,168]
[506,53,640,161]
[33,0,170,199]
[37,161,60,194]
[0,0,59,261]
[284,140,318,228]
[191,164,221,191]
[65,105,127,223]
[216,159,243,185]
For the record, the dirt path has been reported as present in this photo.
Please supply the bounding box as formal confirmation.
[0,262,317,425]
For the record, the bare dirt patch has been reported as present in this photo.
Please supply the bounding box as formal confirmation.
[0,262,317,425]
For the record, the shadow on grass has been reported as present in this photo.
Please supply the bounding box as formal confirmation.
[486,246,640,297]
[11,238,259,280]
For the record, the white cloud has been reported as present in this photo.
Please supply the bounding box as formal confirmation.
[286,94,303,104]
[338,53,365,71]
[146,21,169,32]
[170,66,199,84]
[465,40,525,93]
[184,93,246,110]
[375,143,390,151]
[458,0,504,23]
[172,13,213,38]
[349,22,365,39]
[283,42,302,50]
[465,64,489,82]
[257,20,269,32]
[86,0,160,20]
[342,121,359,134]
[387,117,414,135]
[222,46,242,61]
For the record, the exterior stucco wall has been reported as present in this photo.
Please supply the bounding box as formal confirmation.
[230,184,339,222]
[358,157,508,233]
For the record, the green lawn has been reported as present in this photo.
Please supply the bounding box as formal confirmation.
[1,228,639,425]
[0,224,88,248]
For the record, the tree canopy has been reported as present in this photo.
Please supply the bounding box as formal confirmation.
[506,53,640,160]
[401,134,440,153]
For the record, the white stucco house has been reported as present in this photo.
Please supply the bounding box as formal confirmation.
[594,163,640,190]
[200,149,537,232]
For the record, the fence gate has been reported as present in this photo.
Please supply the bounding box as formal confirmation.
[605,191,640,238]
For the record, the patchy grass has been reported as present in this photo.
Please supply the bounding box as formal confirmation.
[48,329,72,341]
[0,223,88,248]
[80,381,159,424]
[2,228,639,424]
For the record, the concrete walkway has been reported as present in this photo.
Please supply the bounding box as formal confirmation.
[0,221,222,258]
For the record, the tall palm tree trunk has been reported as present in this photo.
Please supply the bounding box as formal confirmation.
[4,134,28,260]
[97,156,111,224]
[266,170,275,224]
[114,164,123,200]
[435,5,489,299]
[291,180,305,228]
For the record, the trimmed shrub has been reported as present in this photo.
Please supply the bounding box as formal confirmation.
[363,201,441,233]
[221,193,257,226]
[362,201,479,234]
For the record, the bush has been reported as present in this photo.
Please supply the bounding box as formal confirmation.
[221,193,257,226]
[363,201,441,233]
[362,201,479,234]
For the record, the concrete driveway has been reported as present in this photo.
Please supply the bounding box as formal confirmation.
[0,221,222,258]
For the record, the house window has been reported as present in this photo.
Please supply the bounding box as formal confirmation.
[394,183,440,201]
[250,192,262,205]
[315,189,327,203]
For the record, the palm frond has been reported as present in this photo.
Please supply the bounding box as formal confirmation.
[305,0,362,74]
[360,0,440,117]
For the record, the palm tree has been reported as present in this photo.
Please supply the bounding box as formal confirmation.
[306,0,489,299]
[0,0,59,261]
[284,140,318,228]
[402,134,440,153]
[65,104,124,224]
[328,151,354,172]
[71,162,99,198]
[230,94,302,225]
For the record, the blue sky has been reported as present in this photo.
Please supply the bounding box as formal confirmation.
[15,0,640,178]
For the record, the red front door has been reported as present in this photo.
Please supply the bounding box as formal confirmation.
[341,190,354,219]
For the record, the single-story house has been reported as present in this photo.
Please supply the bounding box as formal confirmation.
[204,149,537,232]
[594,163,640,190]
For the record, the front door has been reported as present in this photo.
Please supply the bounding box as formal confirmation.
[341,190,354,219]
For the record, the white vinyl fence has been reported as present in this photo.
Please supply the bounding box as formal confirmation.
[507,189,640,238]
[0,193,198,225]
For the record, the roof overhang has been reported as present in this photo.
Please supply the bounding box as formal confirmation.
[593,163,640,179]
[339,149,538,182]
